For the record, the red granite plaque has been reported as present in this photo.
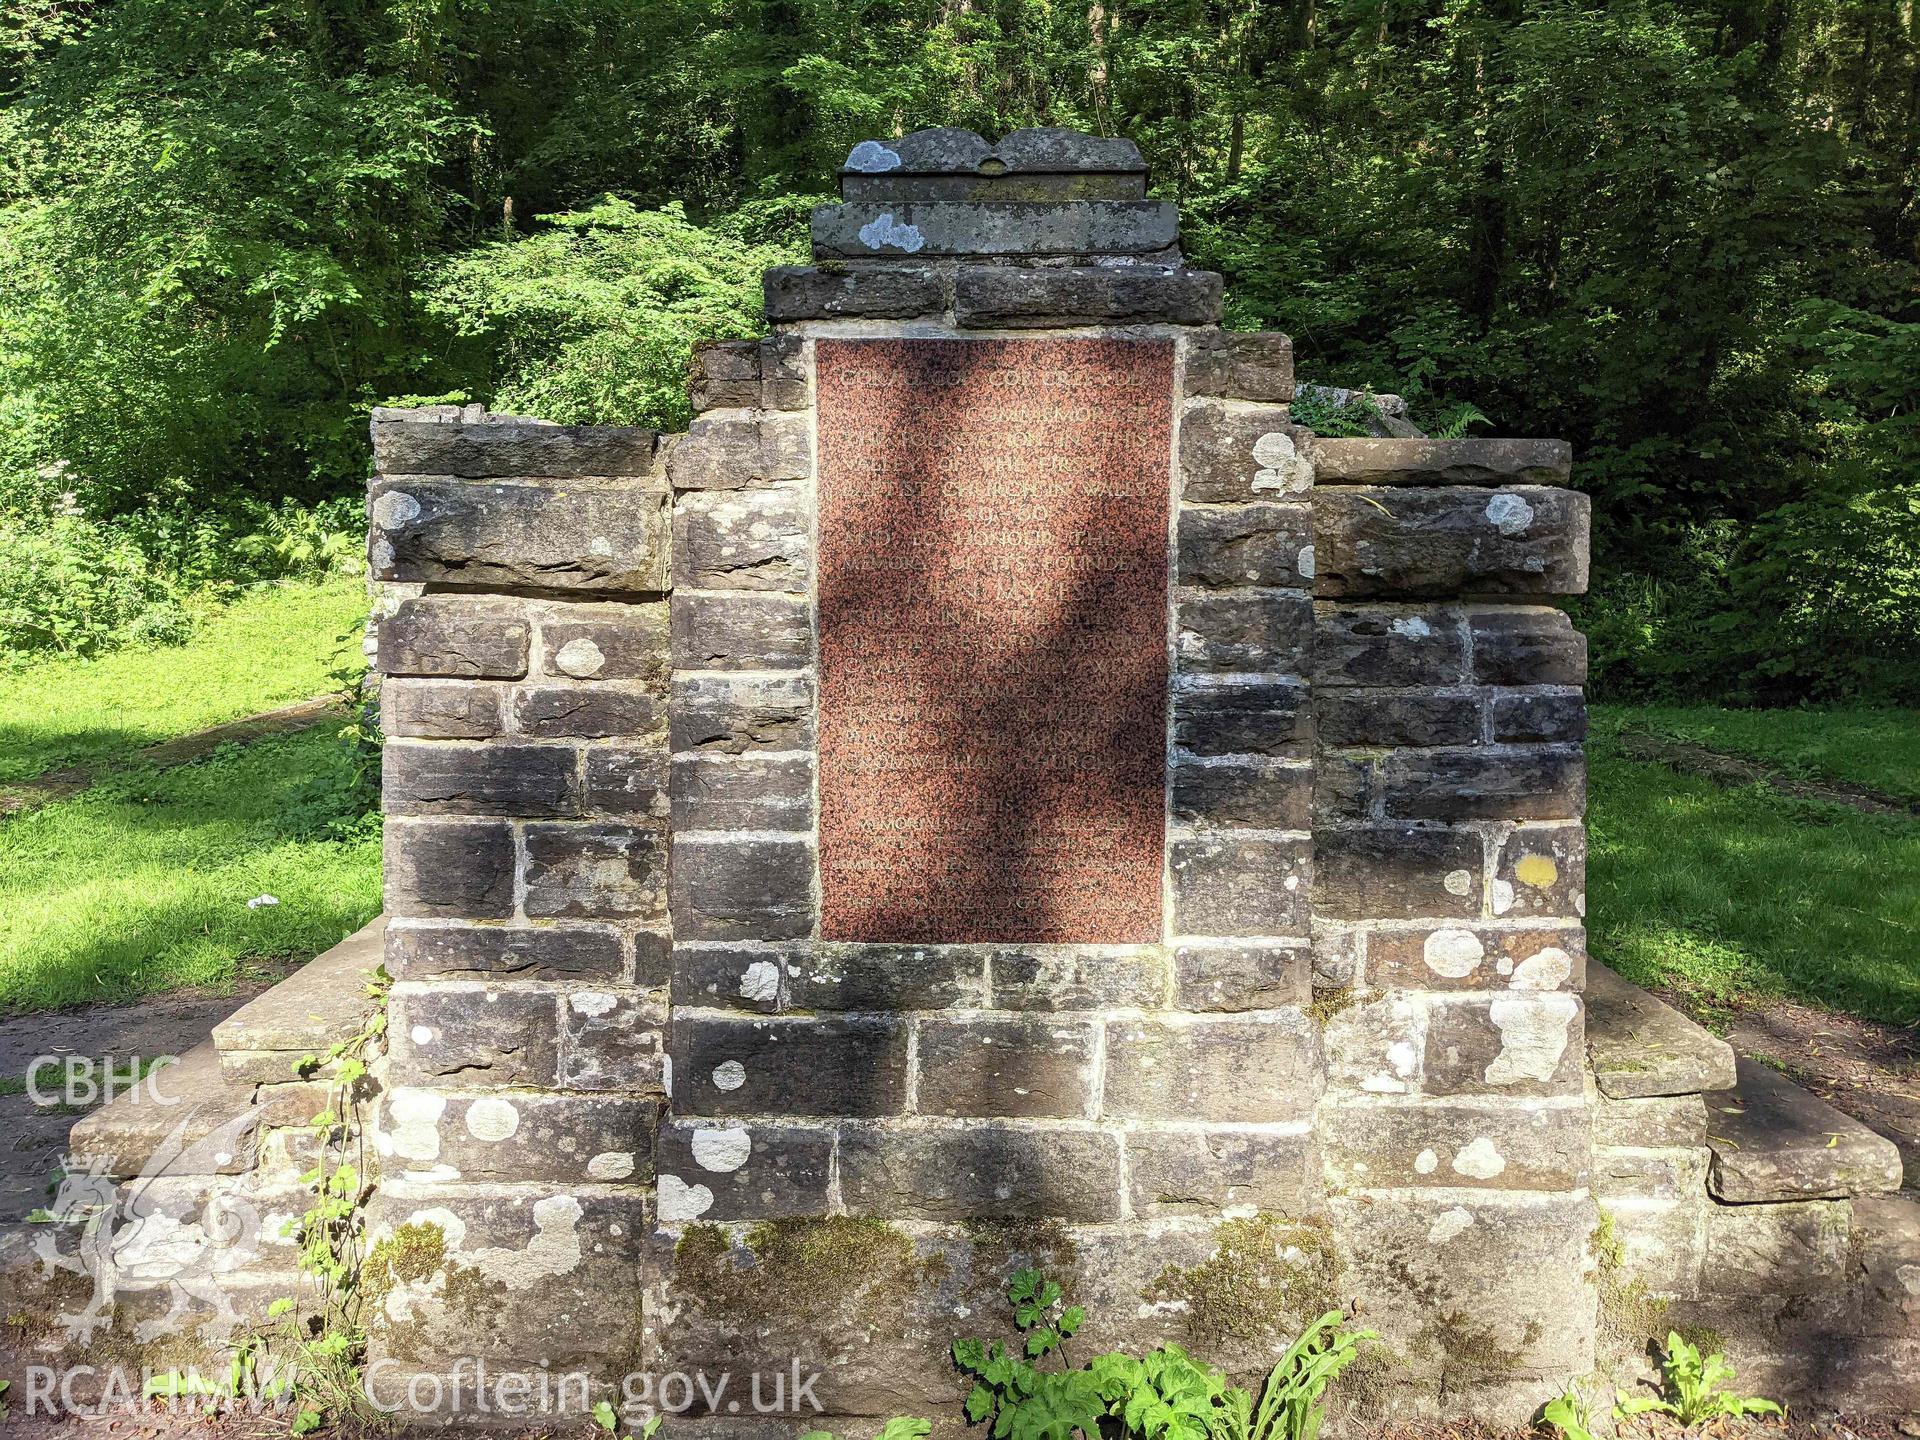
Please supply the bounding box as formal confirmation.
[816,337,1172,944]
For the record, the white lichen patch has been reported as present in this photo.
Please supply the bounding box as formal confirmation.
[464,1096,520,1143]
[1484,492,1536,535]
[587,1150,636,1180]
[409,1025,436,1045]
[386,1089,447,1161]
[1296,544,1315,579]
[846,140,903,172]
[856,212,926,253]
[711,1059,747,1092]
[738,961,781,1004]
[1390,615,1432,639]
[1414,1148,1439,1175]
[569,991,619,1018]
[1490,878,1517,915]
[372,489,421,529]
[1510,947,1574,991]
[1484,993,1579,1084]
[1427,1207,1475,1245]
[1442,868,1474,897]
[1451,1137,1507,1180]
[461,1195,585,1287]
[554,637,607,678]
[1423,928,1484,979]
[690,1126,753,1173]
[1250,431,1314,493]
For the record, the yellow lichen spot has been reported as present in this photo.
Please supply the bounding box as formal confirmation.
[1514,854,1558,890]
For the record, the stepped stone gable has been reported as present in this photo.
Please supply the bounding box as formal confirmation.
[33,127,1913,1430]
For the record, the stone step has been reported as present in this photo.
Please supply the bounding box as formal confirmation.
[66,1041,260,1182]
[1707,1056,1903,1202]
[1585,962,1738,1098]
[212,918,387,1082]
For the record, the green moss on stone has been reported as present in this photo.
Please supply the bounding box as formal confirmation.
[1146,1214,1343,1348]
[674,1217,936,1327]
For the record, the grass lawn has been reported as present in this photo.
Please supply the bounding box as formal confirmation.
[0,577,369,784]
[1587,715,1920,1026]
[0,729,381,1013]
[1596,702,1920,804]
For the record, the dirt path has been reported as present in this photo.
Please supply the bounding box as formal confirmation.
[0,697,340,817]
[1615,728,1920,818]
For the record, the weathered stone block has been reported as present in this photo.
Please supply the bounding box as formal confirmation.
[689,339,761,411]
[1173,943,1311,1011]
[669,835,814,941]
[377,595,530,679]
[1173,757,1312,829]
[538,603,670,683]
[1322,1099,1591,1192]
[916,1017,1096,1119]
[1585,962,1737,1099]
[1592,1144,1708,1206]
[670,672,814,753]
[837,1124,1124,1221]
[1315,688,1479,747]
[1855,1193,1920,1330]
[1489,688,1586,742]
[673,486,810,592]
[1591,1092,1708,1150]
[1306,437,1572,487]
[1706,1057,1902,1202]
[1700,1198,1851,1296]
[583,746,670,819]
[789,945,988,1011]
[674,1015,906,1117]
[670,753,813,831]
[381,679,505,739]
[384,741,581,818]
[763,265,949,322]
[380,1088,656,1184]
[1493,824,1586,917]
[369,477,670,593]
[1379,744,1586,822]
[665,411,811,489]
[954,264,1221,327]
[385,819,516,919]
[1424,995,1585,1098]
[1177,503,1312,588]
[672,592,811,671]
[1173,676,1311,757]
[388,987,561,1088]
[1176,592,1312,673]
[522,823,668,921]
[656,1120,834,1221]
[814,200,1178,258]
[512,685,665,740]
[1184,330,1294,403]
[1169,833,1311,937]
[1178,400,1313,503]
[1314,485,1589,598]
[372,416,656,477]
[1103,1013,1320,1122]
[673,943,795,1013]
[1365,923,1585,993]
[1468,607,1587,686]
[760,334,809,410]
[385,920,627,982]
[1327,1191,1596,1382]
[562,988,667,1091]
[1312,752,1375,823]
[988,948,1168,1011]
[1313,824,1483,921]
[1125,1126,1320,1216]
[1312,605,1467,688]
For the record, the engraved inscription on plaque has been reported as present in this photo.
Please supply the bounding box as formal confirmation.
[816,337,1172,943]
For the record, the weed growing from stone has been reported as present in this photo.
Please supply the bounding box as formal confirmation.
[1614,1330,1784,1426]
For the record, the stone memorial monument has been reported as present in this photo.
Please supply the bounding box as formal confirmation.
[11,126,1911,1433]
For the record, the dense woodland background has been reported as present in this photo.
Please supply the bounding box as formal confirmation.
[0,0,1915,703]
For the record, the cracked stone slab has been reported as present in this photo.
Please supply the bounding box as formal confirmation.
[1585,961,1737,1099]
[1707,1055,1903,1202]
[813,201,1177,258]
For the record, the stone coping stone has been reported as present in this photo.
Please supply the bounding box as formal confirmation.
[839,127,1146,177]
[1586,961,1737,1099]
[1708,1055,1903,1202]
[68,1041,260,1181]
[812,200,1178,259]
[212,917,386,1078]
[1308,437,1572,486]
[372,415,657,478]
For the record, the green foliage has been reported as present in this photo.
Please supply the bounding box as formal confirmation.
[954,1269,1105,1440]
[592,1400,663,1439]
[421,198,799,433]
[1615,1330,1785,1425]
[801,1423,929,1440]
[1540,1388,1596,1440]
